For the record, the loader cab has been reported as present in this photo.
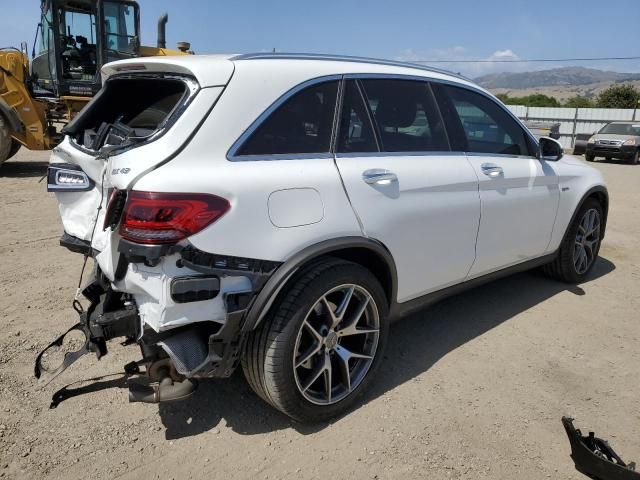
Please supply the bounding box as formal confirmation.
[32,0,140,98]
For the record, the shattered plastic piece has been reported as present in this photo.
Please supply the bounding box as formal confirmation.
[34,323,94,387]
[563,416,639,480]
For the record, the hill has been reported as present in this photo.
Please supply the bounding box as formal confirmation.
[475,67,640,89]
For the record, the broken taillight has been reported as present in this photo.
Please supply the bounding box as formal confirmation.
[103,189,128,231]
[119,191,230,244]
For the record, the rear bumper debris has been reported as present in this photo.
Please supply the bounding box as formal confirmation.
[562,416,639,480]
[35,243,283,403]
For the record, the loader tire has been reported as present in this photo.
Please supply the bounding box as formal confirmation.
[0,114,12,165]
[7,139,21,160]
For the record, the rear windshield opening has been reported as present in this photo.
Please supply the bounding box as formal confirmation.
[65,77,190,151]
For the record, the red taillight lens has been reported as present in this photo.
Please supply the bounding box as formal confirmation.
[119,191,230,244]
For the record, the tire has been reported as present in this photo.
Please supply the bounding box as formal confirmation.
[585,154,595,162]
[543,198,603,283]
[605,156,612,162]
[242,258,389,422]
[0,114,12,165]
[630,150,639,165]
[7,139,21,160]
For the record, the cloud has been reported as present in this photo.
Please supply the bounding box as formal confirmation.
[394,47,535,78]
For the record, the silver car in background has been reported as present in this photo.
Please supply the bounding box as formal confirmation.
[586,122,640,164]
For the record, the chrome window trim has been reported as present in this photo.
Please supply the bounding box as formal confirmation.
[228,152,334,162]
[336,151,461,159]
[342,74,540,156]
[231,52,470,82]
[227,74,342,161]
[227,72,539,161]
[465,152,538,160]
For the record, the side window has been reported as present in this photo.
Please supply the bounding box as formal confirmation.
[359,79,449,152]
[337,80,378,153]
[236,81,339,157]
[436,84,532,156]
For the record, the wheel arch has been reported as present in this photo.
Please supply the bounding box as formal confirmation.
[566,185,609,241]
[242,237,398,332]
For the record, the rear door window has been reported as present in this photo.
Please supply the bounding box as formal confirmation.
[359,79,449,153]
[337,80,378,153]
[236,81,339,157]
[433,84,534,156]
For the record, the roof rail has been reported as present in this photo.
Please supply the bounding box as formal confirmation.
[231,52,470,81]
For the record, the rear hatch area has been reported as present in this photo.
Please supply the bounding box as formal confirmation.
[63,75,196,152]
[48,57,237,331]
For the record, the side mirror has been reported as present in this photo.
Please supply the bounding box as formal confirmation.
[538,136,563,162]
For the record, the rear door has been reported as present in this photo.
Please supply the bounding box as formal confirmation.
[334,78,480,302]
[432,83,560,277]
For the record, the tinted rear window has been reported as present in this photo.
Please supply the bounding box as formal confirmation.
[337,80,378,153]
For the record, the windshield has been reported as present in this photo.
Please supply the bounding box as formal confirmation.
[599,123,640,136]
[58,6,98,81]
[103,2,138,55]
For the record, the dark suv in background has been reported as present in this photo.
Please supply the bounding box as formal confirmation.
[586,121,640,164]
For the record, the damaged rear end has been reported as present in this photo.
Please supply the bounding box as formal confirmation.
[38,56,276,402]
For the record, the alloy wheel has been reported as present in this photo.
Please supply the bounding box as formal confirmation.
[292,284,380,405]
[573,208,601,274]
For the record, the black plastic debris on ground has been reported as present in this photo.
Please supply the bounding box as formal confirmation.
[563,416,639,480]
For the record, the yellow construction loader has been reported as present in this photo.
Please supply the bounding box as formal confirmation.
[0,0,190,164]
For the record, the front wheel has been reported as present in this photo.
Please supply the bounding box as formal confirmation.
[585,154,595,162]
[242,259,388,422]
[543,198,603,283]
[630,150,639,165]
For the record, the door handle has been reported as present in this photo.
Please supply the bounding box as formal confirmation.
[362,169,398,185]
[481,163,504,178]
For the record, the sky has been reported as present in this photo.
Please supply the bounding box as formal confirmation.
[2,0,639,78]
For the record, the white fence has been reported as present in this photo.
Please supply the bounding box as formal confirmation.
[506,106,640,149]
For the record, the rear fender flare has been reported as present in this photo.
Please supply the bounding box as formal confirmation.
[241,237,398,332]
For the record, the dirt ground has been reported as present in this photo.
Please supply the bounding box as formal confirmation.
[0,149,638,480]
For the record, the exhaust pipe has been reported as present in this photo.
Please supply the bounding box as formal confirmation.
[129,376,197,403]
[157,13,168,49]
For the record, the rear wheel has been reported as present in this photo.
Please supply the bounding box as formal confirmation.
[0,115,11,165]
[242,259,388,422]
[543,198,603,283]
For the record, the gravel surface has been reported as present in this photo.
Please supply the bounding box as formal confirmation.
[0,150,639,479]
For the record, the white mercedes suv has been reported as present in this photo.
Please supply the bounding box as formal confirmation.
[39,53,608,422]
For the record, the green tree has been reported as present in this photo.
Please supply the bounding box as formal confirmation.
[498,93,560,107]
[519,94,560,107]
[564,96,594,108]
[596,84,640,109]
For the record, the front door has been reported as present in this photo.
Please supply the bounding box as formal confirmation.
[335,78,481,302]
[432,83,560,277]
